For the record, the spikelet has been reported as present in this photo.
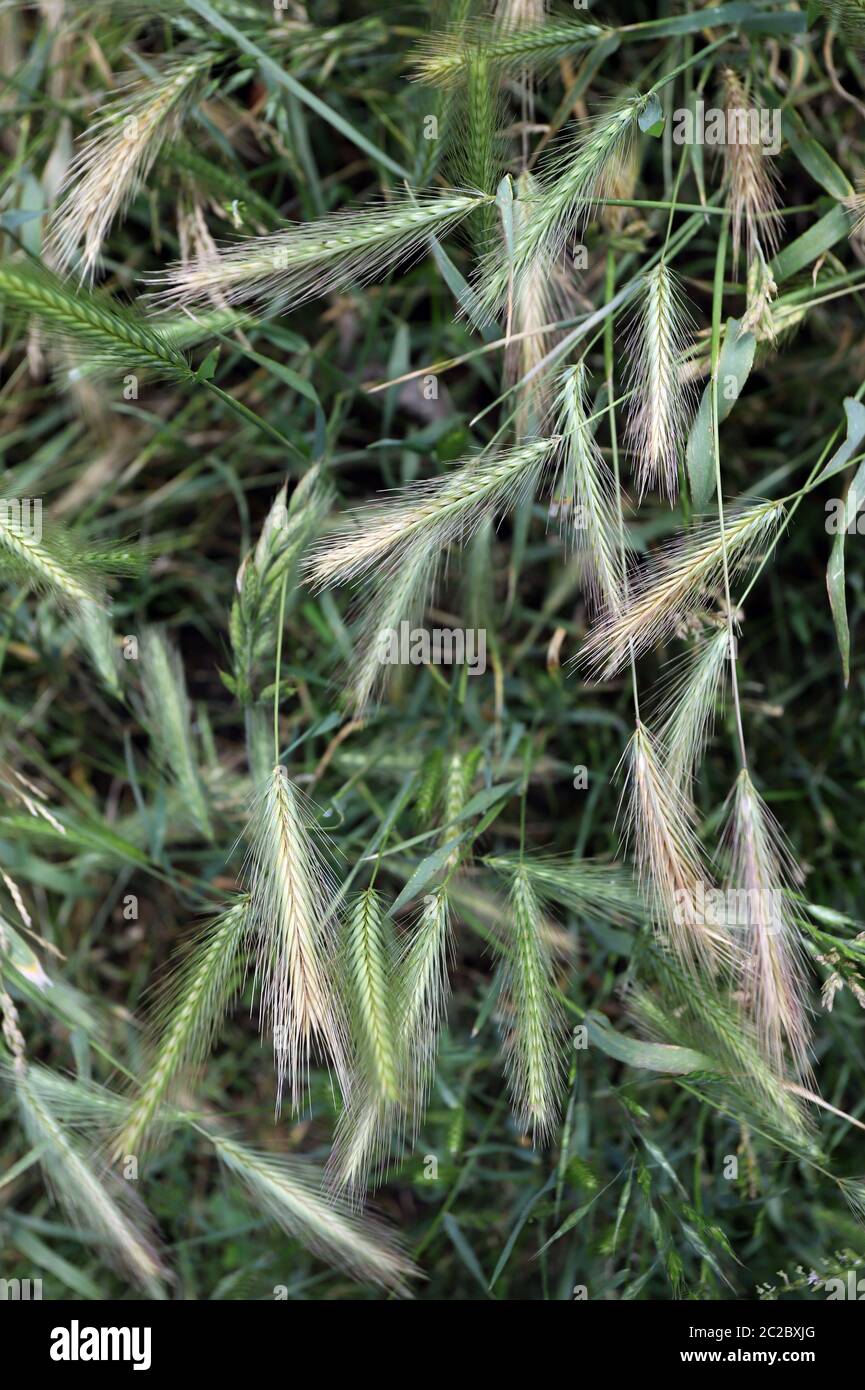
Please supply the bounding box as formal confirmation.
[329,1089,389,1202]
[620,722,730,970]
[244,765,349,1112]
[398,888,453,1120]
[176,190,233,315]
[0,502,101,608]
[151,191,493,316]
[484,853,644,925]
[74,597,122,697]
[496,865,564,1141]
[0,916,27,1071]
[343,889,400,1106]
[624,263,696,502]
[412,16,607,88]
[451,44,503,253]
[414,748,445,831]
[627,965,810,1144]
[721,769,812,1080]
[336,889,452,1196]
[439,748,480,872]
[114,900,249,1160]
[209,1131,419,1296]
[578,500,784,679]
[480,93,645,314]
[307,437,556,591]
[230,467,332,704]
[347,541,439,716]
[721,68,783,273]
[551,362,623,611]
[741,257,780,342]
[15,1068,167,1296]
[330,887,452,1196]
[49,55,211,279]
[141,628,213,840]
[838,1177,865,1225]
[505,172,577,434]
[0,259,194,381]
[654,627,731,794]
[2,1060,131,1135]
[308,440,552,713]
[0,870,31,932]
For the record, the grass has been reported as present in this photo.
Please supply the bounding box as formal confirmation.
[0,0,864,1305]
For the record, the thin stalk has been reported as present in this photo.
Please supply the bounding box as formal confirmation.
[645,36,729,97]
[709,216,748,771]
[604,249,640,721]
[596,199,816,216]
[200,379,306,461]
[662,143,690,255]
[273,569,289,764]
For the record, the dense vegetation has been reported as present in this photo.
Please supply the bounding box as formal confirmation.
[1,0,865,1302]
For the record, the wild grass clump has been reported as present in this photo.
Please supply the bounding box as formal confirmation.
[2,0,864,1307]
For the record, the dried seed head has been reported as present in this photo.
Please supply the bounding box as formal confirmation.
[480,92,645,315]
[550,361,623,612]
[722,769,812,1081]
[505,172,577,433]
[578,500,784,679]
[210,1132,419,1296]
[49,56,210,280]
[308,438,557,591]
[16,1070,166,1296]
[151,192,493,317]
[620,722,732,971]
[624,262,696,502]
[721,68,783,274]
[654,627,732,795]
[244,766,349,1112]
